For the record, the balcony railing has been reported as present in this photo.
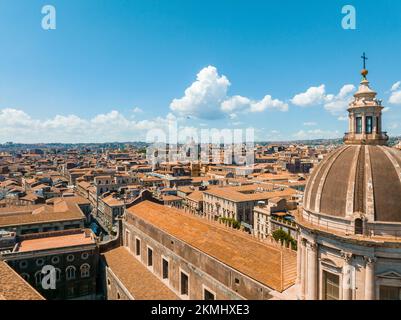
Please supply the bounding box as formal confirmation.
[343,132,389,142]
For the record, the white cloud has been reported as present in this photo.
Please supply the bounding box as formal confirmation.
[389,91,401,105]
[221,95,251,113]
[291,85,326,107]
[291,84,355,117]
[303,121,317,126]
[170,66,287,119]
[249,95,288,112]
[0,108,179,143]
[389,81,401,105]
[170,65,230,119]
[391,81,401,92]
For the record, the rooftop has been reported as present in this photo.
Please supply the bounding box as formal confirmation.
[0,261,44,300]
[126,201,297,292]
[16,230,95,252]
[102,247,179,300]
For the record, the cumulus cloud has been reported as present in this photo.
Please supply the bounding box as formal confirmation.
[391,81,401,92]
[291,84,355,117]
[170,66,287,119]
[389,81,401,105]
[0,108,178,143]
[291,85,326,107]
[170,66,230,119]
[249,95,288,112]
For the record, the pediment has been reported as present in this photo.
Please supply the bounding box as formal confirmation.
[377,271,401,279]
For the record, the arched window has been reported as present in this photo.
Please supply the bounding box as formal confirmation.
[80,263,90,278]
[355,218,363,235]
[66,266,76,280]
[35,271,43,286]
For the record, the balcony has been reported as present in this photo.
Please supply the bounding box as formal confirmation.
[343,132,389,145]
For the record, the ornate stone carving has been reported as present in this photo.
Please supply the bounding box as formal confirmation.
[341,251,353,262]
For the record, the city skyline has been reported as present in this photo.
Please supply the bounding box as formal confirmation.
[1,0,401,143]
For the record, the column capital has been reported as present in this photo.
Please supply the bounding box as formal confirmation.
[306,241,318,252]
[341,251,353,263]
[364,256,377,266]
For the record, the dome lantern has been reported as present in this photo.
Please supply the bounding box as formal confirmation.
[344,53,389,145]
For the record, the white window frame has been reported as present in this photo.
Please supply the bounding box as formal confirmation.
[202,284,216,300]
[66,265,76,280]
[161,255,169,283]
[179,268,190,299]
[146,245,154,270]
[135,236,141,258]
[80,263,90,278]
[125,229,131,250]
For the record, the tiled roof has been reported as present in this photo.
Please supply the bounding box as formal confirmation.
[0,197,87,228]
[0,261,44,300]
[102,247,179,300]
[126,201,297,292]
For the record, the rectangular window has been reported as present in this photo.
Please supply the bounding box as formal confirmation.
[380,286,401,300]
[125,230,130,248]
[366,116,373,134]
[135,238,141,256]
[180,272,189,296]
[323,271,340,300]
[147,247,153,267]
[204,288,215,300]
[162,258,169,279]
[356,117,363,134]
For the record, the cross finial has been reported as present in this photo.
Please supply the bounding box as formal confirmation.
[361,52,368,70]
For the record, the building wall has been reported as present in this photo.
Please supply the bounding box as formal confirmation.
[104,266,133,300]
[298,226,401,300]
[5,244,99,300]
[122,215,275,300]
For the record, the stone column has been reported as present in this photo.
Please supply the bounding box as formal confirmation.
[300,239,306,299]
[296,234,302,284]
[341,252,353,300]
[365,257,376,300]
[306,241,318,300]
[362,114,366,135]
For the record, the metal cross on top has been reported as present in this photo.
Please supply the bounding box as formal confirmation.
[361,52,368,69]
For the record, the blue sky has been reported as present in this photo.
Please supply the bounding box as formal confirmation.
[0,0,400,143]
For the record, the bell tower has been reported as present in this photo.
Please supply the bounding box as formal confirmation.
[344,53,389,145]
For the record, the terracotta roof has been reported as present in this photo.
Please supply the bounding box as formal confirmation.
[0,198,86,228]
[126,201,296,292]
[203,186,297,203]
[102,247,179,300]
[186,190,204,202]
[0,261,44,300]
[16,230,95,252]
[102,194,125,207]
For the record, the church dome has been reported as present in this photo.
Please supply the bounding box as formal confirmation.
[303,66,401,224]
[303,145,401,222]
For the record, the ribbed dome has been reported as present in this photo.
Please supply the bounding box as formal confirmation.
[303,145,401,222]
